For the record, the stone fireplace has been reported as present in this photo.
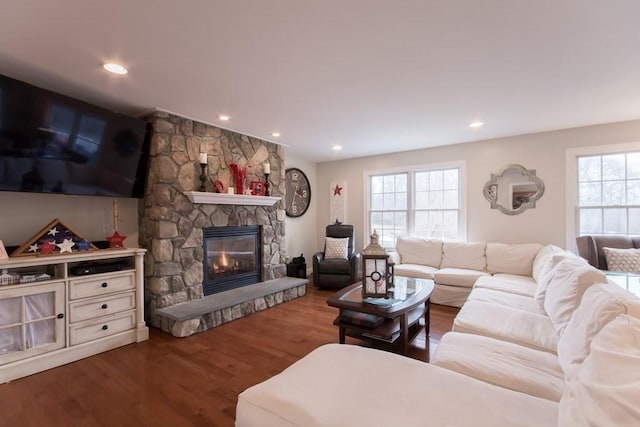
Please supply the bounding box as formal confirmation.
[139,111,305,337]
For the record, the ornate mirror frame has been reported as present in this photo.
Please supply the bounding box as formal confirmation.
[483,164,545,215]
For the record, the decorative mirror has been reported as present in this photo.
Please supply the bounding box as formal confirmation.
[483,164,544,215]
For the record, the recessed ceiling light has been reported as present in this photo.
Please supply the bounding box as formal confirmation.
[103,63,128,75]
[218,114,230,121]
[271,132,281,138]
[332,145,343,151]
[469,121,484,128]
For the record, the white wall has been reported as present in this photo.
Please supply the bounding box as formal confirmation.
[0,192,140,248]
[316,119,640,251]
[284,152,318,273]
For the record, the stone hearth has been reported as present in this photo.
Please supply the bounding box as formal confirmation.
[139,111,302,337]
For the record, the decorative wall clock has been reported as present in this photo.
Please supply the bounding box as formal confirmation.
[285,168,311,217]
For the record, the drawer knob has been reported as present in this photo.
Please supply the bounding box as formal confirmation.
[101,282,108,288]
[102,325,109,331]
[101,304,108,309]
[57,313,64,319]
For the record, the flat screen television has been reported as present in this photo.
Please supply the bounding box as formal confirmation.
[0,74,150,198]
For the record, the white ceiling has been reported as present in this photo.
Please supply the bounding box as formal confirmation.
[1,1,640,163]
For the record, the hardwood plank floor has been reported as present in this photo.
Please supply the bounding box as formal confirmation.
[0,282,458,427]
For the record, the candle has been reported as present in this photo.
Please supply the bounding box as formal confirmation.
[264,162,270,174]
[199,153,208,164]
[228,187,235,194]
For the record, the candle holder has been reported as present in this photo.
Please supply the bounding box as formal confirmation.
[264,173,270,196]
[199,163,208,192]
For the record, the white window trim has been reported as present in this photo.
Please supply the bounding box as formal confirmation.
[565,141,640,251]
[363,160,467,249]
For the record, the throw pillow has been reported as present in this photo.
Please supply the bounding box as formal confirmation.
[603,247,640,273]
[325,237,349,259]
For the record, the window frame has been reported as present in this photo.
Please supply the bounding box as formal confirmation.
[565,141,640,251]
[363,160,467,249]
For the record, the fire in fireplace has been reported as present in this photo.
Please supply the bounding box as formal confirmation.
[203,225,262,295]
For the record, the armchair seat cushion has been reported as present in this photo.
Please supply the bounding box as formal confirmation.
[317,259,353,275]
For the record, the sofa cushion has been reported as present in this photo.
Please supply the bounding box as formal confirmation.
[324,237,349,259]
[434,268,489,288]
[396,236,442,267]
[473,274,537,297]
[543,258,607,335]
[556,282,640,379]
[393,263,438,280]
[532,244,564,282]
[430,284,472,307]
[486,243,542,276]
[453,300,559,353]
[602,247,640,273]
[558,315,640,427]
[534,252,580,308]
[440,241,487,270]
[432,332,564,401]
[467,287,546,315]
[237,343,559,427]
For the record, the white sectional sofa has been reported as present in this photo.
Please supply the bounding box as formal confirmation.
[236,244,640,426]
[389,236,545,307]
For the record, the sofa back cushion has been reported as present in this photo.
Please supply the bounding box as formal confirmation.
[534,252,580,308]
[440,242,486,270]
[558,314,640,426]
[543,258,607,335]
[486,243,542,276]
[531,244,563,282]
[395,236,442,267]
[556,282,640,379]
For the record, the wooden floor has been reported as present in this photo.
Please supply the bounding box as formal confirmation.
[0,282,458,427]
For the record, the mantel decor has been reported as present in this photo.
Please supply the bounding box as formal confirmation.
[361,230,394,298]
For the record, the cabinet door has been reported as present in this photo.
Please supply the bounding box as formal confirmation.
[0,282,65,365]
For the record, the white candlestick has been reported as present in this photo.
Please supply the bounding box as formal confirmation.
[199,153,208,164]
[264,162,270,174]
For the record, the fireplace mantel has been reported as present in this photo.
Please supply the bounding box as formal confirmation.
[183,191,281,206]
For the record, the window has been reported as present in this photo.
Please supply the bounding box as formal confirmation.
[577,152,640,236]
[367,162,465,248]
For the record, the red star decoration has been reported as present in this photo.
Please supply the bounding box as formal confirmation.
[40,240,56,255]
[106,231,127,248]
[333,184,343,196]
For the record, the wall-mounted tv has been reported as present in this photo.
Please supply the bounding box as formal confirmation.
[0,74,150,198]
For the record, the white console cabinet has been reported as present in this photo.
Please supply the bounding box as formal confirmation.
[0,248,148,383]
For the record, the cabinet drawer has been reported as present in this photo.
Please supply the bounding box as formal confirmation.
[69,272,135,300]
[68,292,136,323]
[69,311,136,346]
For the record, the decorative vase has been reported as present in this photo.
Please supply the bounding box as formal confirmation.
[230,163,249,195]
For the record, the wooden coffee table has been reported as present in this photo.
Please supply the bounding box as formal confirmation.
[326,276,434,355]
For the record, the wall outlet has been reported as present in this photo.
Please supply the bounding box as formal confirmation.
[102,224,111,234]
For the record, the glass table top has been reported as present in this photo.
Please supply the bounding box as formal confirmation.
[605,271,640,297]
[339,276,427,307]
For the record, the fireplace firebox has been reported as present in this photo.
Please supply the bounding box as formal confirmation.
[203,225,262,295]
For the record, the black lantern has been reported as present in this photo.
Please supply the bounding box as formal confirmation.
[361,230,394,298]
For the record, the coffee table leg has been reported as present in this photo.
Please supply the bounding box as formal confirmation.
[424,299,430,337]
[339,326,345,344]
[400,313,409,354]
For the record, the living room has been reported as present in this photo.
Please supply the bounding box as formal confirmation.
[1,2,640,426]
